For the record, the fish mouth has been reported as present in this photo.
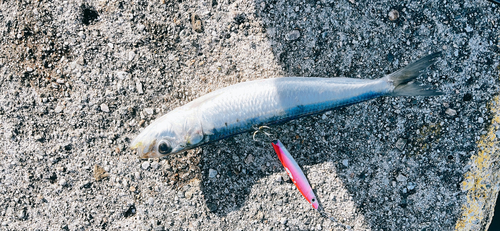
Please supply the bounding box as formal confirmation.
[139,151,161,159]
[131,139,162,159]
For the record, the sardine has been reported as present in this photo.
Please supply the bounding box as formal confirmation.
[272,139,319,209]
[132,52,442,158]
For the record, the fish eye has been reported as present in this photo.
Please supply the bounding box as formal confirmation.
[311,198,316,202]
[158,141,172,154]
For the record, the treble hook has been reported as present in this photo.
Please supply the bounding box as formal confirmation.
[252,126,275,142]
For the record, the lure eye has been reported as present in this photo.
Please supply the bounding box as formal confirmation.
[158,141,172,154]
[312,198,316,202]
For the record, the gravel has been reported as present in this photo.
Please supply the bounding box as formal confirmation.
[0,0,498,230]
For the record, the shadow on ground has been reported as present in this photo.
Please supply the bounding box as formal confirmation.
[198,0,497,229]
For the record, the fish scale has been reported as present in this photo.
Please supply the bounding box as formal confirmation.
[199,77,389,142]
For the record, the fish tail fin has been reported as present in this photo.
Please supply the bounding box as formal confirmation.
[387,52,443,96]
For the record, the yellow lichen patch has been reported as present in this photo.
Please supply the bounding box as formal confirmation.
[456,96,500,231]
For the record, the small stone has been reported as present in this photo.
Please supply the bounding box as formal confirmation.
[395,138,407,151]
[191,13,203,33]
[18,209,25,219]
[151,161,159,169]
[478,117,484,123]
[285,30,300,41]
[445,108,457,116]
[144,108,154,115]
[116,71,129,80]
[100,103,110,113]
[107,43,114,49]
[388,9,399,21]
[244,154,254,164]
[54,105,64,113]
[185,190,194,199]
[465,24,473,32]
[94,165,109,181]
[322,114,327,120]
[342,159,349,167]
[407,182,416,190]
[148,197,154,205]
[275,175,283,183]
[177,190,185,198]
[136,80,143,94]
[129,186,136,192]
[142,161,150,170]
[59,178,67,186]
[34,134,44,141]
[135,172,141,180]
[232,154,240,162]
[208,169,217,178]
[128,51,136,61]
[396,174,407,182]
[280,218,288,225]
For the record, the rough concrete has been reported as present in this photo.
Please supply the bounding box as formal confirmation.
[0,0,498,230]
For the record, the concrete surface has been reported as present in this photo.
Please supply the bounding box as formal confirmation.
[0,0,499,230]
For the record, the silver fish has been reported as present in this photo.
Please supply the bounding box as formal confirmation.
[132,52,442,158]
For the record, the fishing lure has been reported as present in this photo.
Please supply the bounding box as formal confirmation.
[272,139,319,209]
[131,53,442,159]
[272,139,350,228]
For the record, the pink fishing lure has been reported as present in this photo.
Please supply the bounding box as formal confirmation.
[272,139,319,209]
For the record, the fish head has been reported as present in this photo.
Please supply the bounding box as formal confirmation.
[130,110,204,159]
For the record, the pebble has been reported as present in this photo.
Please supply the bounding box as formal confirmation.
[59,178,67,186]
[144,108,154,115]
[54,105,64,113]
[208,169,217,178]
[395,138,407,151]
[142,162,150,170]
[94,165,109,181]
[232,154,240,161]
[285,30,300,41]
[478,117,484,123]
[388,9,399,21]
[100,103,110,113]
[396,174,407,182]
[407,182,416,190]
[151,161,159,169]
[177,190,185,198]
[191,13,203,33]
[128,51,136,61]
[342,159,349,167]
[116,71,129,80]
[185,190,194,199]
[445,108,457,116]
[244,154,254,164]
[18,210,25,219]
[275,175,283,183]
[136,80,144,94]
[465,24,473,32]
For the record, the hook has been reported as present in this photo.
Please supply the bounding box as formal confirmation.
[252,126,275,142]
